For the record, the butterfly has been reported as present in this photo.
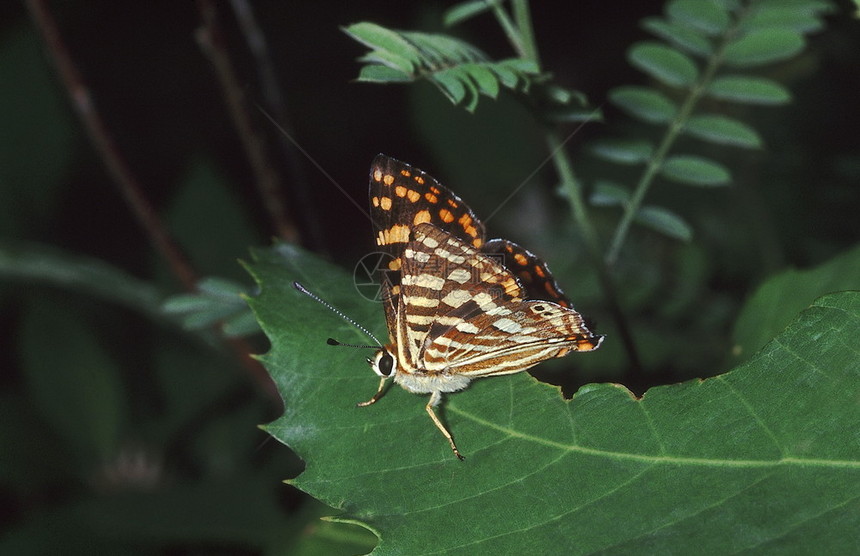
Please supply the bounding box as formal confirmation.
[360,154,603,460]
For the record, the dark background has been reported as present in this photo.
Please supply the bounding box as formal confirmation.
[1,1,858,553]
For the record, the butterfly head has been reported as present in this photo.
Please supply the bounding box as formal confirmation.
[368,346,397,379]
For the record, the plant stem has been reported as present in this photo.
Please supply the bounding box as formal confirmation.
[489,1,529,60]
[499,1,641,371]
[604,15,740,266]
[197,0,299,243]
[511,0,540,67]
[547,133,642,373]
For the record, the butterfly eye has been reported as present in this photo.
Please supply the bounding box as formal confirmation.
[370,349,396,377]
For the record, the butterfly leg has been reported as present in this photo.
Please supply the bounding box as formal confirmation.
[357,377,388,407]
[426,390,465,461]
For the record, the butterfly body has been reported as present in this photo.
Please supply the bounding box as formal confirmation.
[362,154,603,459]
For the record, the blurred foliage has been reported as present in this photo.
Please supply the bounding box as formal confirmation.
[1,0,858,554]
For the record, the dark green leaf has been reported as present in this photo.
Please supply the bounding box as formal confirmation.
[635,205,694,241]
[488,60,520,88]
[666,0,730,35]
[609,86,678,124]
[345,25,537,112]
[707,75,791,104]
[589,139,654,164]
[250,247,860,554]
[20,300,126,466]
[431,68,469,106]
[732,243,860,363]
[628,42,699,87]
[640,17,714,57]
[662,155,731,185]
[589,180,631,207]
[743,3,829,33]
[343,22,421,73]
[724,29,806,68]
[443,0,495,27]
[162,277,257,334]
[0,26,75,237]
[356,65,412,83]
[463,63,500,99]
[167,159,259,281]
[684,114,763,148]
[0,240,164,322]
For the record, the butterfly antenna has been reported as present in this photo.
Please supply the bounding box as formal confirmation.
[293,281,382,347]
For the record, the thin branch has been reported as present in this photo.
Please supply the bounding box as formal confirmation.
[196,0,299,243]
[488,1,529,60]
[26,0,280,405]
[547,132,642,374]
[227,0,327,250]
[490,2,642,373]
[26,0,198,291]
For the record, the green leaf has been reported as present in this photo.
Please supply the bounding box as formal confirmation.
[443,0,494,27]
[628,42,699,87]
[707,75,792,105]
[588,139,654,164]
[662,155,732,186]
[724,29,806,68]
[609,86,677,124]
[589,180,631,207]
[666,0,730,35]
[732,243,860,363]
[167,158,260,281]
[20,299,126,466]
[344,24,539,111]
[431,67,469,105]
[463,63,500,99]
[640,17,714,57]
[684,114,763,148]
[249,247,860,554]
[635,205,694,241]
[356,65,412,83]
[343,22,421,73]
[0,25,76,237]
[162,276,258,335]
[743,3,829,33]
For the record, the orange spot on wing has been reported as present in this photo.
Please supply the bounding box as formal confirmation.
[394,185,408,197]
[373,169,383,182]
[414,176,425,185]
[380,196,392,211]
[439,208,455,223]
[383,174,395,186]
[533,265,546,278]
[425,192,438,204]
[413,210,432,225]
[514,253,528,266]
[407,189,421,202]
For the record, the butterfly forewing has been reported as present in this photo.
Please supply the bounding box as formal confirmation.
[370,154,486,340]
